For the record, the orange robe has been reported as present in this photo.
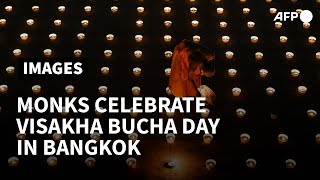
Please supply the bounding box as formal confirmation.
[169,47,202,98]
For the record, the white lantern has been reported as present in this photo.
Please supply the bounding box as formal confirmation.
[278,134,288,144]
[137,7,144,13]
[164,21,172,28]
[166,133,175,144]
[133,67,142,76]
[266,0,272,2]
[60,107,68,115]
[243,8,250,14]
[49,33,57,41]
[164,7,171,13]
[0,19,6,26]
[251,36,258,43]
[8,157,19,167]
[32,6,40,12]
[303,22,310,29]
[201,108,210,118]
[291,69,300,77]
[106,34,114,41]
[297,86,307,95]
[111,6,118,13]
[98,86,108,95]
[232,87,241,97]
[85,157,96,167]
[308,36,316,44]
[65,85,74,95]
[130,107,138,118]
[13,49,22,57]
[296,9,302,14]
[5,6,13,12]
[191,20,199,27]
[269,8,277,14]
[286,159,296,168]
[205,159,216,170]
[132,86,141,96]
[236,108,246,118]
[74,49,82,57]
[20,33,28,41]
[53,133,62,141]
[247,21,255,29]
[81,20,89,27]
[280,36,288,43]
[101,67,110,75]
[54,19,62,26]
[43,49,52,57]
[275,22,282,29]
[166,87,172,95]
[203,134,213,144]
[164,35,172,42]
[134,50,143,58]
[126,157,137,168]
[84,6,92,13]
[220,21,227,28]
[77,33,85,40]
[193,35,201,42]
[58,6,65,12]
[26,19,34,26]
[135,35,143,42]
[190,7,197,14]
[240,0,246,2]
[16,132,26,140]
[222,36,230,43]
[246,159,256,168]
[95,107,104,116]
[165,68,171,76]
[32,85,41,94]
[259,69,268,78]
[286,52,294,60]
[6,66,15,75]
[316,52,320,60]
[217,8,224,14]
[136,20,143,27]
[225,51,234,59]
[228,69,237,77]
[164,51,173,58]
[315,134,320,144]
[240,133,250,144]
[128,133,138,142]
[166,111,175,117]
[255,52,263,60]
[104,50,112,58]
[90,132,100,141]
[0,84,8,94]
[266,87,275,96]
[47,156,58,166]
[307,110,317,118]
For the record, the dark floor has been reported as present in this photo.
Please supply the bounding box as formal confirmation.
[0,0,320,179]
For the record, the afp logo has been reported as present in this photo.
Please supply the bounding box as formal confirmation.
[273,10,313,23]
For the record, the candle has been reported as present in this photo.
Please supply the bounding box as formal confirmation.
[225,51,234,59]
[137,7,144,13]
[20,33,28,41]
[250,36,258,43]
[216,7,224,14]
[255,52,263,60]
[269,8,277,14]
[165,68,171,76]
[132,86,141,96]
[104,50,112,58]
[90,132,100,141]
[247,21,255,29]
[126,158,137,168]
[84,6,92,13]
[6,66,15,75]
[236,108,246,118]
[13,49,22,56]
[133,67,142,76]
[136,20,143,27]
[32,6,40,12]
[280,36,288,43]
[128,133,138,142]
[240,133,250,144]
[0,19,6,26]
[81,20,89,27]
[49,33,57,41]
[47,156,58,166]
[201,108,210,118]
[164,7,171,13]
[297,86,307,95]
[232,87,241,97]
[193,35,201,42]
[53,133,62,141]
[259,69,268,78]
[16,132,26,140]
[135,35,143,42]
[111,6,118,13]
[85,157,96,167]
[5,6,13,12]
[205,159,216,170]
[77,33,85,40]
[246,159,256,168]
[166,133,175,144]
[8,157,19,167]
[190,7,197,14]
[164,21,172,28]
[164,35,172,42]
[26,19,34,26]
[134,50,143,58]
[243,8,250,14]
[98,86,108,95]
[74,49,82,57]
[308,36,316,44]
[54,19,62,26]
[285,159,296,169]
[286,52,294,60]
[191,20,199,27]
[275,22,282,29]
[106,34,114,41]
[291,69,300,77]
[101,67,110,75]
[58,6,65,12]
[164,51,173,58]
[266,87,275,96]
[307,110,317,118]
[219,21,227,28]
[228,69,237,77]
[32,85,41,94]
[43,49,52,57]
[303,22,310,29]
[278,134,288,144]
[222,36,230,43]
[203,134,213,144]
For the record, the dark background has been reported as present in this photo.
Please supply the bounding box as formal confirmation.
[0,0,319,179]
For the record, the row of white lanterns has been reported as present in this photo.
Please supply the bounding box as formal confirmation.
[0,82,310,98]
[10,48,320,61]
[1,18,312,30]
[14,130,320,146]
[6,155,300,169]
[16,32,318,45]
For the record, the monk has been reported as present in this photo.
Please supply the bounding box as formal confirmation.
[169,39,215,104]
